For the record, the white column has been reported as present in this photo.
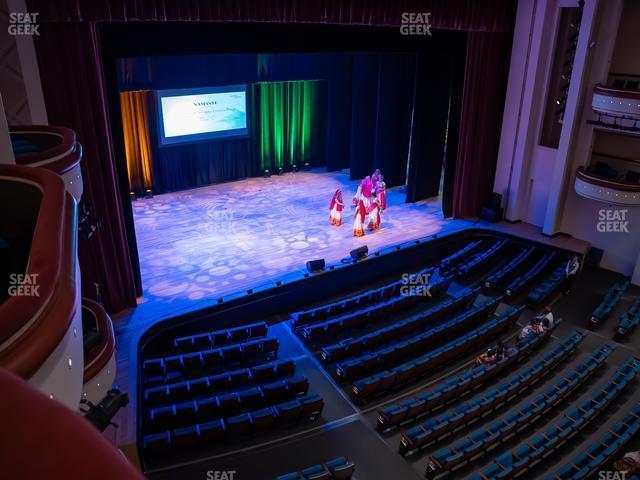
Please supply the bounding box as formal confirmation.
[542,0,600,234]
[0,92,15,164]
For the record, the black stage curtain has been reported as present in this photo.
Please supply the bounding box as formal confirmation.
[152,140,252,193]
[373,54,415,188]
[406,51,454,203]
[348,55,379,181]
[325,54,353,172]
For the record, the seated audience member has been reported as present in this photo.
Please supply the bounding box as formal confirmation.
[539,307,554,328]
[614,451,640,475]
[564,255,580,294]
[475,342,510,366]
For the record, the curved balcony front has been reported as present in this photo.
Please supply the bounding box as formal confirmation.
[574,166,640,206]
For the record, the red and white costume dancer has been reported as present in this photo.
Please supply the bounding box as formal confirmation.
[376,175,387,211]
[368,192,381,231]
[353,176,373,205]
[329,189,344,226]
[371,169,382,190]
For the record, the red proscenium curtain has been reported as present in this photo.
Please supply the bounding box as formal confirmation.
[32,23,139,313]
[29,0,516,32]
[452,31,512,218]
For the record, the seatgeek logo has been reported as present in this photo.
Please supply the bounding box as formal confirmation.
[598,471,627,480]
[8,273,40,297]
[400,12,433,36]
[597,208,629,233]
[205,471,236,480]
[8,12,40,36]
[400,272,433,297]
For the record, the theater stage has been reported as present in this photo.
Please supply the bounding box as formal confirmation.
[127,169,475,324]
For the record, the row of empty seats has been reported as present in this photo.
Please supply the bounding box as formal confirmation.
[455,239,509,278]
[291,267,435,329]
[616,297,640,340]
[505,252,557,297]
[546,402,640,480]
[375,325,572,432]
[335,296,498,380]
[143,336,279,382]
[350,305,523,401]
[399,325,580,455]
[144,358,296,405]
[297,275,450,344]
[439,240,483,275]
[147,375,310,431]
[484,247,536,289]
[320,290,477,363]
[468,356,640,480]
[528,263,567,304]
[425,344,614,479]
[277,457,355,480]
[143,393,325,454]
[590,280,629,328]
[172,321,268,353]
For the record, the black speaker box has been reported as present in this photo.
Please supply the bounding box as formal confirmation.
[350,246,368,261]
[306,259,325,272]
[585,247,604,268]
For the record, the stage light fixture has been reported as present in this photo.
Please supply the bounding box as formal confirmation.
[129,191,136,201]
[144,189,153,198]
[275,281,282,287]
[264,169,271,178]
[303,162,311,171]
[278,167,284,175]
[247,289,253,295]
[217,298,224,304]
[292,164,298,172]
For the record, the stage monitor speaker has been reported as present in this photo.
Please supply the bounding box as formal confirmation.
[306,259,325,273]
[585,247,604,268]
[490,192,503,210]
[350,246,368,262]
[481,206,503,223]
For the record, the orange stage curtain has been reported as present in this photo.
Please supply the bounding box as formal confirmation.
[119,90,153,193]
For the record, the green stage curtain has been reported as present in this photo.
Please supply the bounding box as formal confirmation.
[251,80,326,173]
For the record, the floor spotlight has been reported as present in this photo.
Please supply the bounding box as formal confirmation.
[264,169,271,178]
[144,189,153,199]
[278,167,284,175]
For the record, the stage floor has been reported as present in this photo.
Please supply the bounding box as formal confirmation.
[127,168,474,325]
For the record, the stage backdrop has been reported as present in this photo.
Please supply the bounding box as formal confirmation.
[117,51,425,194]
